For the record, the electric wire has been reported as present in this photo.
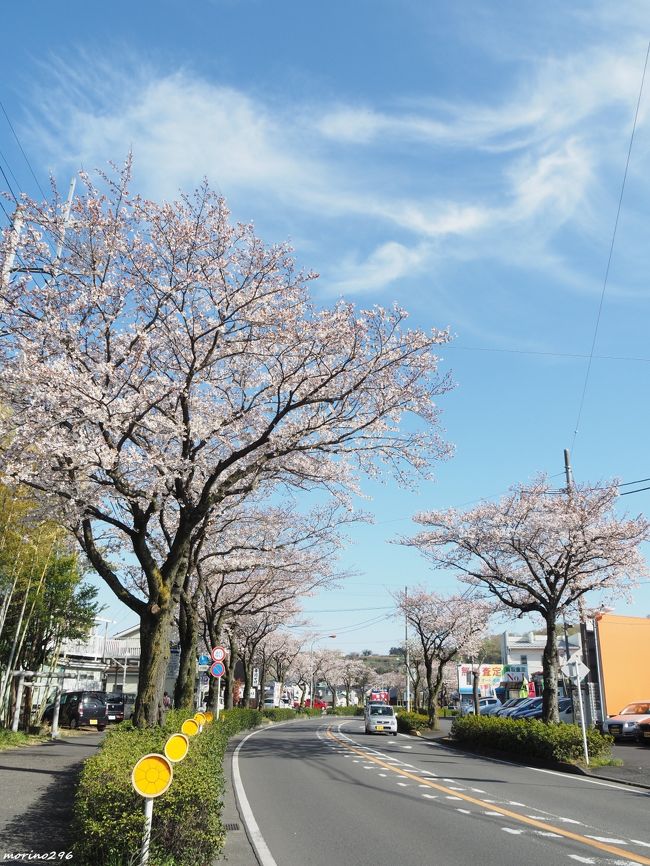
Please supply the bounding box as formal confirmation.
[0,99,47,199]
[447,344,650,363]
[571,40,650,452]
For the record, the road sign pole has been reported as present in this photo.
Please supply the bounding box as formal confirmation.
[216,677,221,722]
[140,797,154,866]
[572,661,590,766]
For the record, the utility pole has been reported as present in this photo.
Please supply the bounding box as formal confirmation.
[563,449,589,760]
[564,448,574,491]
[404,586,411,712]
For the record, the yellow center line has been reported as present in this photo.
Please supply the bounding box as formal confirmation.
[326,727,650,866]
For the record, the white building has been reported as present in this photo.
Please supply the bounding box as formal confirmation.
[500,629,581,675]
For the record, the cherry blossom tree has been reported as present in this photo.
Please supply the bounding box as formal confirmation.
[0,164,452,726]
[172,499,350,708]
[339,656,374,706]
[392,587,491,725]
[403,477,650,722]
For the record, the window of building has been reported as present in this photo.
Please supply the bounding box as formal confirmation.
[520,654,528,665]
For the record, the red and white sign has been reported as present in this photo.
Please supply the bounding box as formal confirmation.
[211,645,227,662]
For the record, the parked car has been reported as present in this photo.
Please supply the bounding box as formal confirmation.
[292,698,328,709]
[602,701,650,741]
[103,692,136,723]
[42,690,107,731]
[365,704,398,736]
[497,697,539,717]
[517,697,574,723]
[510,697,543,718]
[637,719,650,745]
[494,698,528,716]
[459,697,501,716]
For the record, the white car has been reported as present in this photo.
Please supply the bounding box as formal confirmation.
[602,701,650,741]
[365,704,398,735]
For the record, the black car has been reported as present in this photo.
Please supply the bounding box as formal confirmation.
[103,692,136,723]
[42,690,107,731]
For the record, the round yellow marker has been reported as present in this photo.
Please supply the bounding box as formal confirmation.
[131,753,173,798]
[181,718,199,737]
[194,711,207,727]
[164,733,189,763]
[203,711,214,723]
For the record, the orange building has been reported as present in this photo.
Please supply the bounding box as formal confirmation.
[595,613,650,717]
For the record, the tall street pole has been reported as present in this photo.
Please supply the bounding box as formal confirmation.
[404,586,411,712]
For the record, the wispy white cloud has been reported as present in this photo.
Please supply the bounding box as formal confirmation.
[326,241,431,295]
[23,32,650,300]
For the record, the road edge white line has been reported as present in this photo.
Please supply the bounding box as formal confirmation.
[424,738,650,794]
[232,727,280,866]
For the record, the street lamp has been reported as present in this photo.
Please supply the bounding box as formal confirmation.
[309,634,336,709]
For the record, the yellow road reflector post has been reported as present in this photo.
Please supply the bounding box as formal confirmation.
[194,711,207,729]
[181,717,199,737]
[204,711,214,723]
[164,733,189,763]
[132,753,173,798]
[131,753,174,866]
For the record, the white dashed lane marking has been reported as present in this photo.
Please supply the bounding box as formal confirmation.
[585,836,628,845]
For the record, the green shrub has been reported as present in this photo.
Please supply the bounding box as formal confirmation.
[262,707,296,721]
[396,710,431,732]
[0,728,48,750]
[325,705,363,716]
[450,714,612,765]
[73,707,262,866]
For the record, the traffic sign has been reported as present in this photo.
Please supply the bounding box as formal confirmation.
[211,645,226,662]
[561,654,589,681]
[210,661,225,678]
[198,654,211,665]
[132,753,173,798]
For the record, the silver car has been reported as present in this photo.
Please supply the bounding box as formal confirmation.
[365,704,398,735]
[602,701,650,741]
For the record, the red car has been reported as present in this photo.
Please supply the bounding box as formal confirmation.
[294,698,328,709]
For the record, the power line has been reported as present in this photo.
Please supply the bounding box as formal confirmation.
[0,100,47,199]
[447,344,650,364]
[571,40,650,452]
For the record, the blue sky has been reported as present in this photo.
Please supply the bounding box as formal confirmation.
[2,1,650,652]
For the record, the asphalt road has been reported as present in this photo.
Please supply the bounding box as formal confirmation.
[235,717,650,866]
[0,732,105,862]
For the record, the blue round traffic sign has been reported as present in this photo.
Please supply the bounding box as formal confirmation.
[210,661,225,678]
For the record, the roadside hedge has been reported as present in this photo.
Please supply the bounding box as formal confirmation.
[325,705,364,716]
[396,710,431,732]
[262,707,297,721]
[451,714,612,764]
[73,707,262,866]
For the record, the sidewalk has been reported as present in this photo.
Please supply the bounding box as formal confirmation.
[0,732,104,861]
[418,718,650,789]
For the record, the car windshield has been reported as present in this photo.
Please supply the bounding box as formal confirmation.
[620,703,650,715]
[370,706,394,716]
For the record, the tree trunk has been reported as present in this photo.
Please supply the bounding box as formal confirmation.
[542,615,560,723]
[224,638,238,710]
[472,668,480,715]
[133,603,176,727]
[174,592,198,709]
[425,659,435,726]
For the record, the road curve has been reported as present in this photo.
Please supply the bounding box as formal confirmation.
[234,717,650,866]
